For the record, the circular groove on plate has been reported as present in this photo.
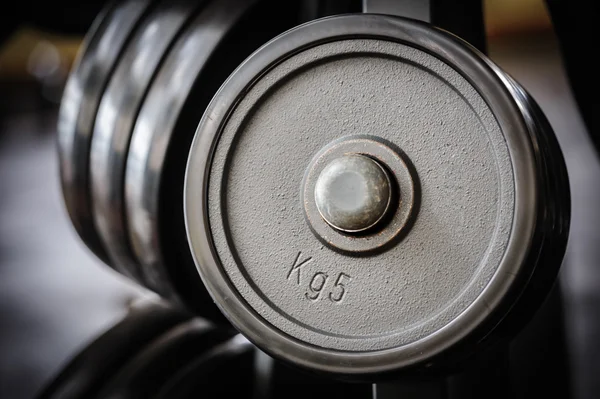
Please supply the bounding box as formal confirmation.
[184,14,569,375]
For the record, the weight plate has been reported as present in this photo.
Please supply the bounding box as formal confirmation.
[123,0,302,312]
[37,299,191,399]
[89,0,200,281]
[184,15,569,375]
[124,0,259,301]
[94,319,243,399]
[152,334,254,398]
[57,0,152,264]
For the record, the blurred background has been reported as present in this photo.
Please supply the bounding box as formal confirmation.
[0,0,598,398]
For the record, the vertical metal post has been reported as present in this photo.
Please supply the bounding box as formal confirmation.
[362,0,430,22]
[362,0,486,53]
[373,378,447,399]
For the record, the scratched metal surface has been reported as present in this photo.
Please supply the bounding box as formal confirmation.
[205,38,515,351]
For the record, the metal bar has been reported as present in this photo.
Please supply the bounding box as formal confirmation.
[431,0,486,53]
[301,0,362,22]
[361,0,486,54]
[373,378,447,399]
[362,0,431,22]
[252,349,275,399]
[545,0,600,156]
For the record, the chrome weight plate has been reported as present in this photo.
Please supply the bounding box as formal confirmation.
[184,15,570,376]
[124,0,259,301]
[124,0,302,307]
[57,0,153,264]
[95,319,252,399]
[37,298,191,399]
[89,0,200,281]
[151,334,253,399]
[37,299,254,399]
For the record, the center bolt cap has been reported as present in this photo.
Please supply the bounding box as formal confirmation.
[314,154,392,233]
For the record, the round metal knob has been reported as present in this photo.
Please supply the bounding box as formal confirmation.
[314,154,392,233]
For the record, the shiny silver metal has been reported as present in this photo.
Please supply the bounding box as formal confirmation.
[314,154,392,233]
[36,298,191,399]
[184,14,570,376]
[57,0,151,264]
[38,298,254,399]
[362,0,430,21]
[90,0,198,280]
[302,136,416,254]
[124,0,259,299]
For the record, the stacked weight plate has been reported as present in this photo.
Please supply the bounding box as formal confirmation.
[58,0,154,267]
[36,298,254,399]
[57,0,303,318]
[58,0,570,383]
[37,298,374,399]
[183,14,571,376]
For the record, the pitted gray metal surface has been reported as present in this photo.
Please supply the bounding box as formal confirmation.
[206,39,515,351]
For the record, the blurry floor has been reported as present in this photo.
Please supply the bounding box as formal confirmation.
[0,111,144,398]
[0,31,598,399]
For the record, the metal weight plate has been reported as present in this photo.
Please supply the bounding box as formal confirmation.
[152,334,254,398]
[57,0,153,264]
[89,0,200,281]
[184,15,570,376]
[124,0,302,309]
[124,0,260,303]
[37,299,192,399]
[94,319,250,399]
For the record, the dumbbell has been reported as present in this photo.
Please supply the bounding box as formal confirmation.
[57,0,570,379]
[183,14,570,377]
[57,0,306,320]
